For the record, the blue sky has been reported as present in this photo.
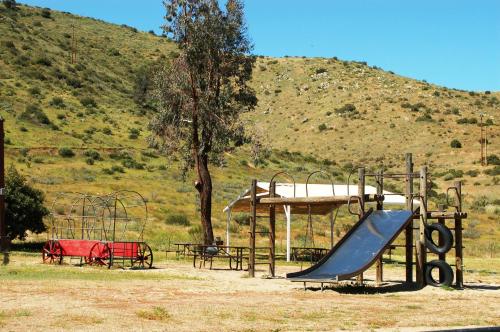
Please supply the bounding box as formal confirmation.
[19,0,500,91]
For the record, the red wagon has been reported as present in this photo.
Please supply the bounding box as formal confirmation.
[42,191,153,269]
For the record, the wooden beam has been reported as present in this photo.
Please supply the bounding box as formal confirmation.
[416,166,428,287]
[376,169,383,286]
[258,194,379,206]
[438,204,446,283]
[454,181,464,288]
[249,179,257,278]
[405,153,414,284]
[357,167,365,284]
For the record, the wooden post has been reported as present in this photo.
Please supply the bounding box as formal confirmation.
[416,166,428,287]
[405,153,414,283]
[0,118,7,265]
[269,181,276,277]
[437,204,446,282]
[375,169,384,286]
[357,167,365,284]
[249,179,257,277]
[329,211,334,248]
[454,181,464,288]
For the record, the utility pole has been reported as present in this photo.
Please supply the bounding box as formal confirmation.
[480,113,485,166]
[0,118,7,265]
[70,25,77,64]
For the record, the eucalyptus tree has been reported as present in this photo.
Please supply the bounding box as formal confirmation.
[150,0,257,244]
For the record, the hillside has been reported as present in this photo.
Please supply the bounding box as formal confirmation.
[0,4,498,255]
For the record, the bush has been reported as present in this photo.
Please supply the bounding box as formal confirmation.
[233,213,250,226]
[35,56,52,66]
[5,166,49,241]
[28,87,41,96]
[80,97,97,108]
[2,0,18,9]
[484,166,500,176]
[450,139,462,148]
[58,147,75,158]
[83,149,101,161]
[315,68,328,74]
[487,154,500,165]
[129,128,140,139]
[165,213,190,226]
[102,127,112,135]
[66,77,82,88]
[50,96,65,108]
[318,123,327,131]
[19,104,51,125]
[40,8,51,18]
[335,104,358,118]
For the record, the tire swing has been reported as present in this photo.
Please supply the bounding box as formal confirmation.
[424,223,454,255]
[425,260,454,287]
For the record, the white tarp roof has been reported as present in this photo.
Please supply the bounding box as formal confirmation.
[223,182,413,213]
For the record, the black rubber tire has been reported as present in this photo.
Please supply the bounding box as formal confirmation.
[425,260,454,287]
[424,223,453,254]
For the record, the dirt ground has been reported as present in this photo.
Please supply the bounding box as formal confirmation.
[0,253,499,332]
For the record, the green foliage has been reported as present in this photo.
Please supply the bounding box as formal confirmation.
[83,149,101,161]
[2,0,18,10]
[233,213,250,226]
[40,8,51,18]
[28,86,41,96]
[318,123,327,131]
[484,166,500,176]
[19,104,51,126]
[165,213,190,226]
[102,127,112,135]
[450,139,462,148]
[80,97,97,108]
[5,166,49,241]
[49,96,65,108]
[335,104,358,118]
[35,56,52,66]
[456,117,478,125]
[486,154,500,165]
[58,147,75,158]
[133,64,153,107]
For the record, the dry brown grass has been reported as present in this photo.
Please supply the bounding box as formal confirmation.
[0,254,499,331]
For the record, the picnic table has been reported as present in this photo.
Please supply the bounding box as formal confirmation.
[165,242,199,258]
[192,245,247,271]
[291,247,329,263]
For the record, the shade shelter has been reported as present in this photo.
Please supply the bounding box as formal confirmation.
[223,182,408,262]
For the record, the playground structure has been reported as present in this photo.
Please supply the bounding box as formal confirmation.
[42,191,153,269]
[229,153,466,288]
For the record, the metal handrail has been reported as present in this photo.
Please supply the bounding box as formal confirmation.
[268,171,296,197]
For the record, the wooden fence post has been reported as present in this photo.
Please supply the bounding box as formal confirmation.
[269,181,276,277]
[454,181,464,288]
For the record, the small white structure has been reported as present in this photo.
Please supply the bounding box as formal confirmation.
[223,182,409,262]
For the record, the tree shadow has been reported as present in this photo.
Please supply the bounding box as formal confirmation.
[304,281,421,294]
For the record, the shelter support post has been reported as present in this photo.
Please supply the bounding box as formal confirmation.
[356,167,365,284]
[249,179,257,277]
[416,166,428,287]
[226,208,232,248]
[269,181,276,277]
[329,211,334,249]
[405,153,414,283]
[454,181,464,288]
[285,205,291,262]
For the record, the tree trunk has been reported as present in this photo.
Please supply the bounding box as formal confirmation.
[195,154,214,245]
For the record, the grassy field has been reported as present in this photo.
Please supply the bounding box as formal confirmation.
[0,4,498,256]
[0,252,498,331]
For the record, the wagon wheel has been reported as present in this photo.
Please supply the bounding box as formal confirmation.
[42,240,63,265]
[132,243,153,269]
[88,242,112,268]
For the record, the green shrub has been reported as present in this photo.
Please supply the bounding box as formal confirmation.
[486,154,500,165]
[50,97,65,108]
[40,8,51,18]
[233,213,251,226]
[335,104,358,118]
[484,166,500,176]
[450,139,462,148]
[58,147,75,158]
[28,87,41,96]
[80,97,97,108]
[85,158,95,165]
[165,213,190,226]
[5,166,49,240]
[66,77,82,88]
[35,56,52,66]
[3,0,18,10]
[83,149,101,161]
[315,68,328,74]
[129,128,140,139]
[318,123,327,131]
[19,104,51,125]
[102,127,112,135]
